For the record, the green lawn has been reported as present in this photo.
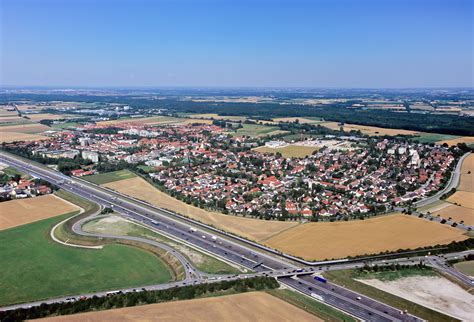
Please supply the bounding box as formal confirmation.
[323,269,458,322]
[453,261,474,277]
[268,289,356,322]
[50,122,79,129]
[410,133,459,144]
[83,169,137,185]
[230,124,287,137]
[83,215,242,275]
[355,267,436,281]
[2,166,28,178]
[0,213,174,306]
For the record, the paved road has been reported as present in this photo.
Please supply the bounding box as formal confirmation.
[414,152,470,208]
[4,151,471,320]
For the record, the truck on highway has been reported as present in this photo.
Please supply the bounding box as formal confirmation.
[314,276,327,283]
[211,235,217,241]
[310,293,324,302]
[151,220,159,225]
[189,227,197,232]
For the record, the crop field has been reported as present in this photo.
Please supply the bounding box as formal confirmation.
[103,176,298,241]
[0,132,48,143]
[438,136,474,147]
[410,133,460,144]
[273,117,324,124]
[254,145,319,158]
[39,291,320,322]
[83,169,137,185]
[447,191,474,209]
[185,113,247,121]
[319,122,420,136]
[357,274,473,321]
[264,214,468,260]
[229,123,288,137]
[0,123,49,133]
[432,204,474,226]
[0,194,79,230]
[453,261,474,277]
[83,215,241,274]
[0,214,174,306]
[457,153,474,192]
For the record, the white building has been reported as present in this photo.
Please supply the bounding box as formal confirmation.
[82,151,99,163]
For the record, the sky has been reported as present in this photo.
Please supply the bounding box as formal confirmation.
[1,0,472,88]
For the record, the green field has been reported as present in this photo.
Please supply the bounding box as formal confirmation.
[51,122,79,129]
[0,213,174,306]
[83,169,137,185]
[268,289,356,322]
[323,269,457,322]
[410,133,460,144]
[1,166,28,178]
[453,261,474,277]
[83,215,241,275]
[229,124,287,137]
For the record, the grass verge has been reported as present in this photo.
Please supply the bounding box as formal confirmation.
[0,214,174,306]
[267,289,357,321]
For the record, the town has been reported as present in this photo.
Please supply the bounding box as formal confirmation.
[2,119,460,221]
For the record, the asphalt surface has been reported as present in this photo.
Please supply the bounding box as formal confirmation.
[2,151,472,320]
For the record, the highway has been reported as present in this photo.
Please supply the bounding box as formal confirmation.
[2,150,472,320]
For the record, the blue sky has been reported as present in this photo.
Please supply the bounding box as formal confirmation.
[1,0,472,88]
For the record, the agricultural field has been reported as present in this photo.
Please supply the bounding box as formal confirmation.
[357,273,474,321]
[273,117,324,124]
[39,291,320,322]
[438,136,474,147]
[410,133,460,144]
[83,169,137,185]
[83,215,241,274]
[184,113,247,121]
[254,145,319,158]
[228,123,288,137]
[457,153,474,192]
[432,204,474,226]
[97,116,212,127]
[0,132,48,143]
[103,176,298,241]
[319,122,420,136]
[264,214,468,260]
[0,123,49,134]
[0,194,79,230]
[453,261,474,277]
[0,213,174,306]
[447,191,474,209]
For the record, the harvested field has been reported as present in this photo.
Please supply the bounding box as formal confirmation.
[0,132,48,143]
[185,113,247,121]
[438,136,474,147]
[457,153,474,192]
[273,117,323,124]
[447,191,474,209]
[0,195,79,230]
[254,145,319,158]
[39,291,320,322]
[358,276,474,321]
[265,214,468,260]
[0,123,49,134]
[320,122,420,136]
[103,176,298,241]
[432,204,474,226]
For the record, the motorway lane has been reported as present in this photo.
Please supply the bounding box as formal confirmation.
[0,152,296,273]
